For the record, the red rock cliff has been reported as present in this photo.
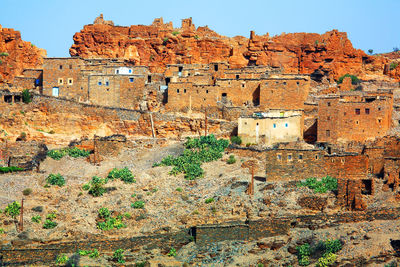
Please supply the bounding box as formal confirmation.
[70,15,390,80]
[0,25,46,83]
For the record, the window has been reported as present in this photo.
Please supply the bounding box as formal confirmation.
[315,155,319,160]
[222,93,227,97]
[206,90,209,94]
[59,65,63,70]
[58,78,63,85]
[344,112,347,116]
[283,82,287,85]
[365,108,370,114]
[378,107,381,111]
[355,120,359,125]
[67,78,73,85]
[277,154,282,161]
[256,123,259,126]
[265,82,269,86]
[129,69,132,73]
[242,84,245,88]
[298,154,303,160]
[129,78,134,82]
[184,89,187,93]
[378,119,382,124]
[105,81,109,86]
[236,74,239,79]
[327,116,331,121]
[327,102,331,107]
[287,154,292,161]
[116,70,119,74]
[148,75,151,83]
[214,65,218,71]
[296,82,300,85]
[177,89,180,93]
[273,123,276,128]
[355,108,360,115]
[326,130,330,137]
[69,65,72,69]
[285,123,288,128]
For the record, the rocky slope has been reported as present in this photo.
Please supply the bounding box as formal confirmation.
[0,25,46,83]
[70,15,393,80]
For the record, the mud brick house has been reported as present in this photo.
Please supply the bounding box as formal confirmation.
[383,137,400,193]
[318,90,393,143]
[238,110,303,145]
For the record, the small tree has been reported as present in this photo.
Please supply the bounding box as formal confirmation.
[368,49,373,55]
[22,89,32,104]
[5,201,21,219]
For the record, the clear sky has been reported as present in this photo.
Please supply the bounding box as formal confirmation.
[1,0,399,57]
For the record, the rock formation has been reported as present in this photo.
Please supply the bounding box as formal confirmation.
[0,25,46,83]
[70,15,392,80]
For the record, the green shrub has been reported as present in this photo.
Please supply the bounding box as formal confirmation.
[227,155,236,164]
[176,187,183,192]
[154,135,229,180]
[132,201,145,209]
[47,147,90,160]
[67,147,91,158]
[43,219,57,229]
[79,248,100,258]
[56,254,69,265]
[172,31,180,36]
[0,52,9,57]
[5,201,21,218]
[82,184,90,190]
[112,248,125,263]
[324,239,342,254]
[205,197,214,204]
[124,212,132,219]
[0,228,4,234]
[22,89,32,104]
[297,176,337,193]
[98,207,111,219]
[47,149,67,160]
[46,173,65,187]
[337,74,359,85]
[107,167,135,183]
[390,62,399,70]
[0,166,24,173]
[316,252,337,267]
[46,212,57,220]
[88,176,107,197]
[167,247,177,257]
[22,188,32,196]
[31,215,41,223]
[297,243,311,266]
[230,136,242,145]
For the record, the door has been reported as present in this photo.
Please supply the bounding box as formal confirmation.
[52,87,59,97]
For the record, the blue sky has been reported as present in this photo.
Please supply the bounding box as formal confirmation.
[1,0,399,57]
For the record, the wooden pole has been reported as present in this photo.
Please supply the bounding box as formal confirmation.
[93,135,97,165]
[204,108,208,136]
[149,113,156,138]
[19,198,24,232]
[251,165,254,196]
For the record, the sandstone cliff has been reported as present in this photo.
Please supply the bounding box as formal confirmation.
[0,25,46,83]
[70,15,390,80]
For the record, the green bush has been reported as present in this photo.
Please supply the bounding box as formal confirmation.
[5,201,21,218]
[46,212,57,220]
[88,176,107,197]
[297,243,311,266]
[324,239,342,254]
[43,219,57,229]
[22,89,32,104]
[22,188,32,196]
[107,167,136,183]
[230,136,242,145]
[112,248,125,263]
[132,201,145,209]
[46,173,65,187]
[0,228,4,234]
[0,166,24,173]
[31,215,41,223]
[56,254,69,265]
[176,187,183,192]
[227,155,236,164]
[82,184,90,190]
[205,197,214,204]
[0,52,9,57]
[47,147,90,160]
[167,247,177,257]
[47,149,66,160]
[79,248,100,258]
[98,207,111,219]
[337,74,359,85]
[297,176,337,193]
[67,147,91,158]
[154,135,229,180]
[390,62,399,70]
[172,31,180,36]
[316,252,337,267]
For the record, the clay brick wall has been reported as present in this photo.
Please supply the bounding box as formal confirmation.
[324,154,369,179]
[337,178,367,210]
[259,76,310,109]
[364,147,385,175]
[318,92,393,143]
[42,58,84,101]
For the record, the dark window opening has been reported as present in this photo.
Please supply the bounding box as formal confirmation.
[327,147,332,154]
[326,130,330,137]
[365,97,376,103]
[327,116,331,121]
[166,78,170,85]
[344,112,347,116]
[98,81,102,86]
[59,65,62,70]
[106,88,109,92]
[242,84,245,88]
[69,65,72,69]
[365,108,370,114]
[4,95,12,103]
[148,75,152,83]
[296,81,300,85]
[177,89,180,93]
[184,89,186,93]
[378,107,381,111]
[378,119,382,123]
[361,179,372,195]
[178,66,183,72]
[14,95,21,102]
[214,65,218,71]
[298,154,303,160]
[206,90,209,94]
[283,82,287,85]
[287,154,292,161]
[236,74,239,80]
[129,78,134,83]
[105,81,109,86]
[222,93,227,97]
[324,58,333,63]
[277,154,282,160]
[327,102,331,106]
[355,108,360,115]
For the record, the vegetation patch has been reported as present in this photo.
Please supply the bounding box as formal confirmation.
[131,200,145,209]
[31,215,41,223]
[390,62,399,70]
[5,201,21,218]
[112,248,125,263]
[88,176,107,197]
[0,166,24,173]
[336,74,359,85]
[230,135,242,145]
[297,239,342,266]
[227,155,236,164]
[107,167,136,183]
[96,207,127,231]
[46,173,65,187]
[47,147,91,160]
[297,176,337,193]
[78,248,100,258]
[153,135,229,180]
[22,89,32,104]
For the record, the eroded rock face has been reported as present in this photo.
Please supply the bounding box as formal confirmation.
[70,15,390,80]
[0,25,46,83]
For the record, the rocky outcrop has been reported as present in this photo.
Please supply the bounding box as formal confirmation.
[0,25,46,83]
[70,15,391,80]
